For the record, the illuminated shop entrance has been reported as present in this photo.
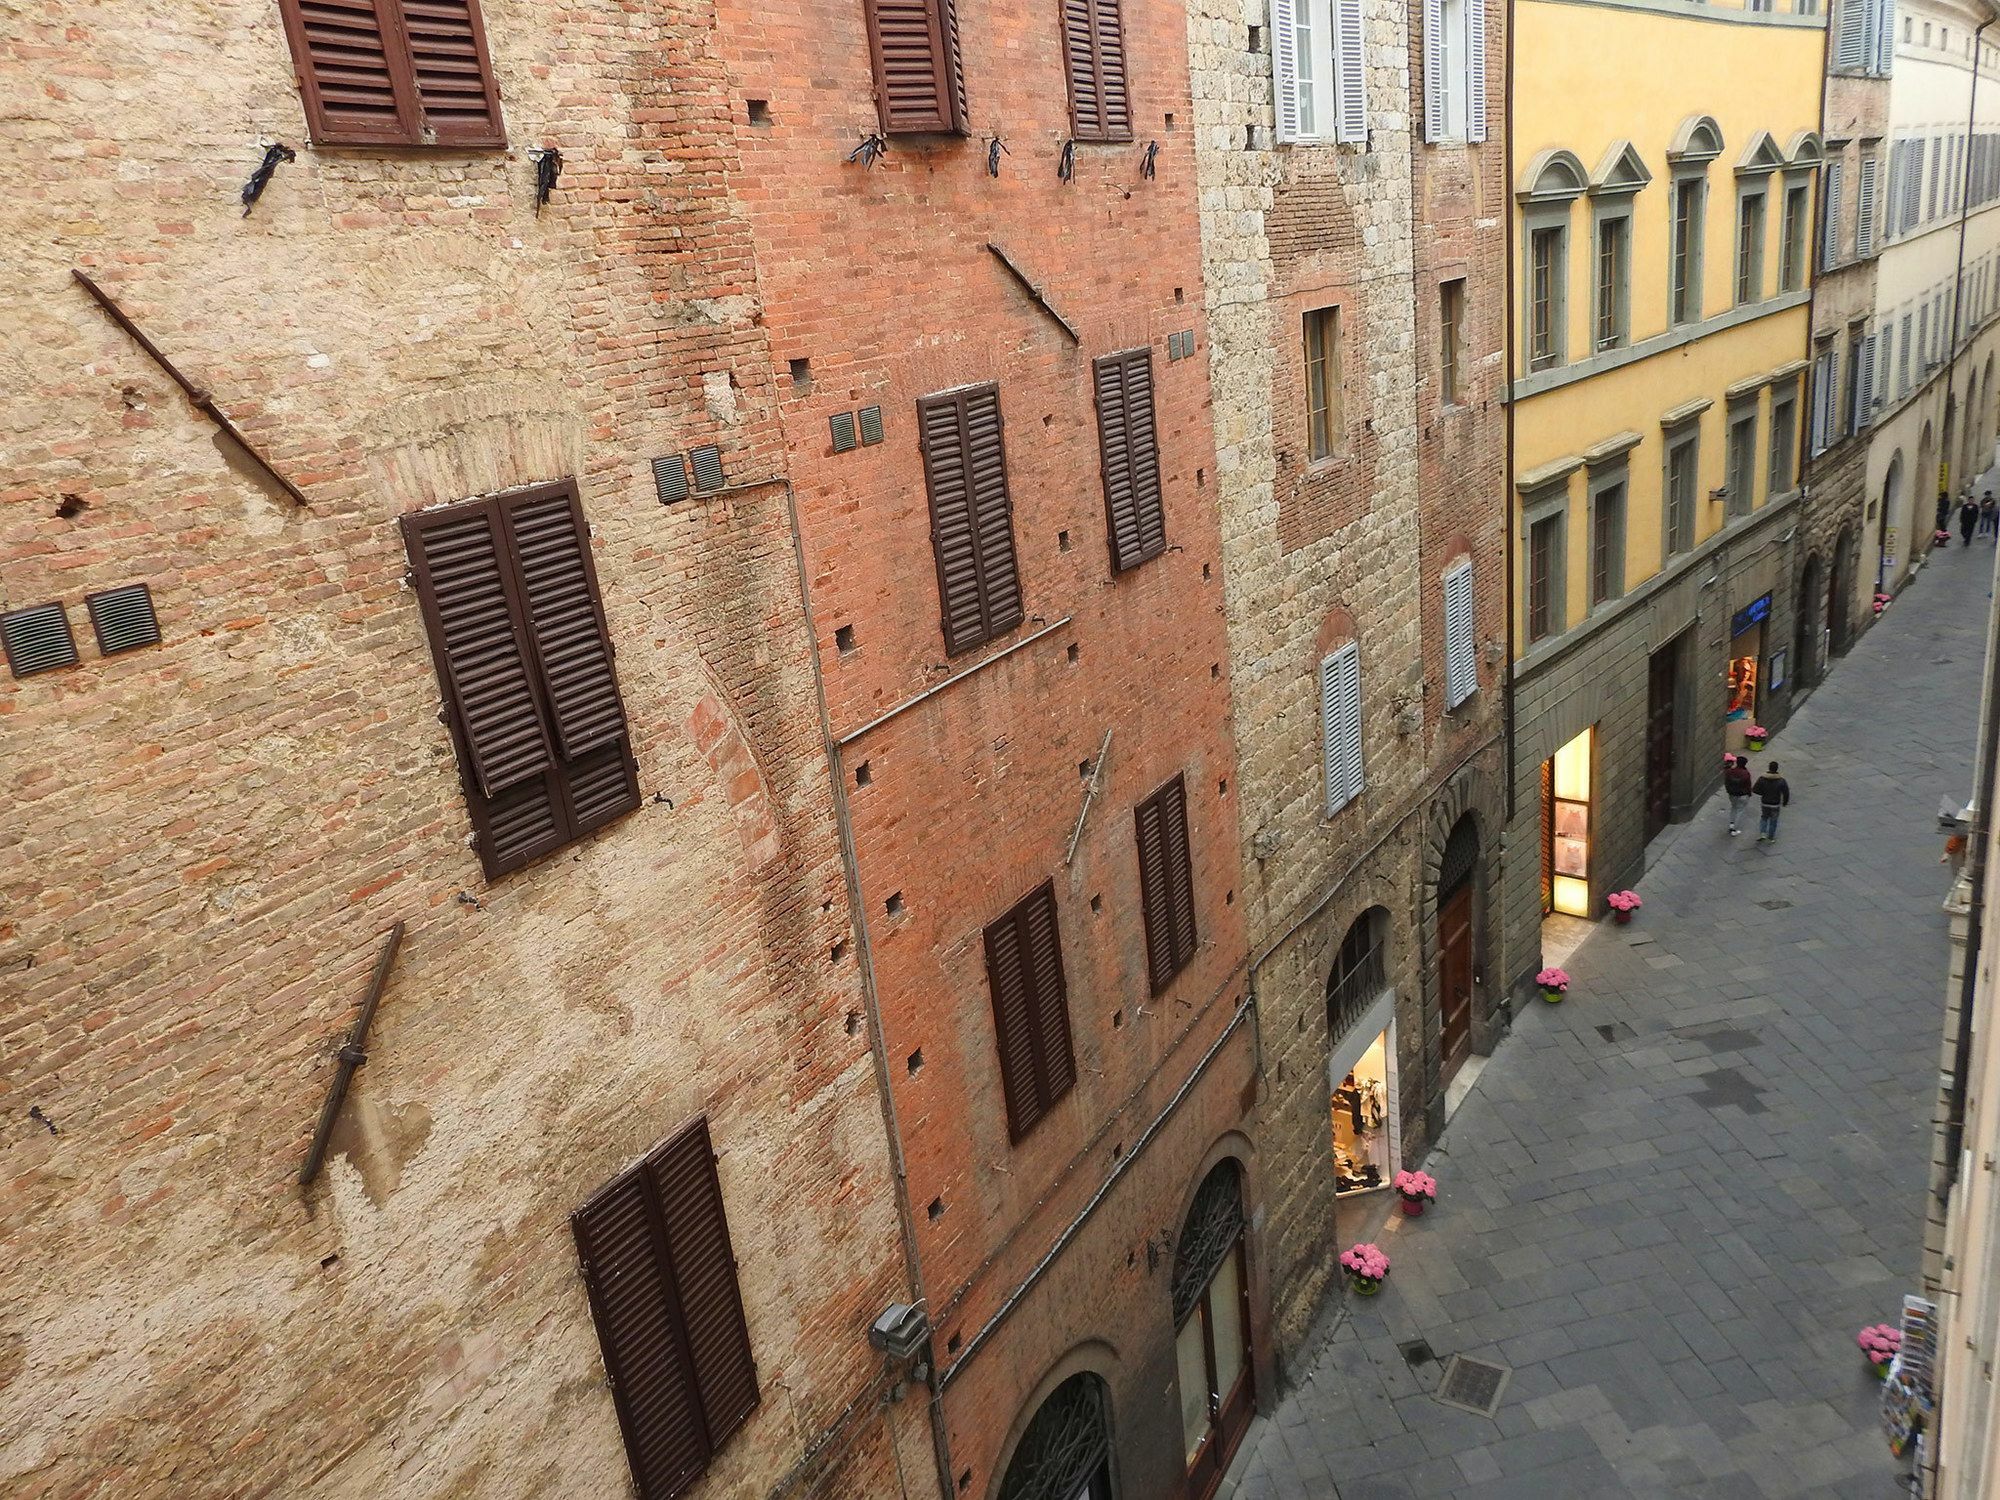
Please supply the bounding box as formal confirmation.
[1724,593,1771,755]
[1540,727,1592,918]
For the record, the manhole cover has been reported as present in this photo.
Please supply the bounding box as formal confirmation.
[1757,899,1793,910]
[1436,1355,1510,1417]
[1399,1338,1436,1367]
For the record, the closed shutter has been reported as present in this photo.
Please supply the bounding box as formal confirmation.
[277,0,503,147]
[1857,334,1876,426]
[1821,160,1843,269]
[1857,154,1878,257]
[1443,560,1476,708]
[1270,0,1304,143]
[865,0,967,134]
[1878,0,1896,72]
[1837,0,1868,68]
[1466,0,1487,143]
[1135,775,1199,994]
[983,883,1075,1142]
[1064,0,1133,142]
[921,385,1024,656]
[1094,350,1168,572]
[571,1117,759,1500]
[1334,0,1368,143]
[1422,0,1444,143]
[1320,641,1363,814]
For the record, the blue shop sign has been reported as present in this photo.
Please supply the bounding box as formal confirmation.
[1731,593,1771,638]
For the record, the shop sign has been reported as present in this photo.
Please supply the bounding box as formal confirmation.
[1731,594,1772,638]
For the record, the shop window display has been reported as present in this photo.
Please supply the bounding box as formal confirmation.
[1332,1031,1393,1195]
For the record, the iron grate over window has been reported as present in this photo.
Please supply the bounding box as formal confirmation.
[1327,906,1389,1041]
[690,445,725,492]
[1171,1159,1245,1325]
[85,584,161,656]
[997,1373,1112,1500]
[1,602,79,677]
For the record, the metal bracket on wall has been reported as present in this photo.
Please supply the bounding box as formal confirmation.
[1065,728,1113,866]
[984,242,1081,343]
[71,270,311,508]
[299,920,406,1188]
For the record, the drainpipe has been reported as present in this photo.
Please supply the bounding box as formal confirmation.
[1502,0,1519,837]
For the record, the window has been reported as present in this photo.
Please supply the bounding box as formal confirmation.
[1094,349,1167,570]
[984,881,1077,1140]
[1845,325,1870,433]
[1593,210,1631,351]
[1857,151,1879,256]
[1440,279,1468,404]
[1664,430,1698,555]
[276,0,505,147]
[1174,1163,1251,1492]
[1809,345,1837,452]
[1273,0,1368,143]
[1725,406,1757,518]
[1526,499,1565,642]
[1001,1376,1114,1500]
[1768,380,1798,493]
[1529,224,1567,370]
[1670,177,1705,325]
[1780,182,1811,289]
[571,1116,759,1500]
[1064,0,1133,142]
[1326,908,1389,1040]
[1820,158,1844,269]
[1319,640,1364,812]
[1736,189,1766,305]
[1304,306,1343,459]
[864,0,967,134]
[1422,0,1487,142]
[919,384,1024,655]
[1136,775,1200,993]
[402,482,640,881]
[1898,310,1913,394]
[1589,473,1626,605]
[1443,559,1477,707]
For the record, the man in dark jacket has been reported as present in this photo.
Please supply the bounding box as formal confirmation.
[1961,497,1981,547]
[1753,761,1791,843]
[1723,754,1754,835]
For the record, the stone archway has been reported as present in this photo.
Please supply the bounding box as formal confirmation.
[1416,758,1503,1141]
[1794,551,1824,688]
[1919,422,1938,542]
[1831,527,1859,655]
[1985,354,1997,458]
[995,1373,1115,1500]
[1879,450,1904,592]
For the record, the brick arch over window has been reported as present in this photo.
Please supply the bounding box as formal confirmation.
[1313,605,1359,659]
[1411,756,1504,1141]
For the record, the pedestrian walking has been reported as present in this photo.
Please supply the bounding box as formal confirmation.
[1753,760,1791,843]
[1982,492,1998,537]
[1723,753,1754,835]
[1959,496,1979,547]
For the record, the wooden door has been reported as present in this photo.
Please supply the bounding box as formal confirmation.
[1439,883,1474,1081]
[1179,1240,1253,1500]
[1646,645,1677,841]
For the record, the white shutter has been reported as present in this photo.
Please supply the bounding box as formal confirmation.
[1878,0,1897,72]
[1422,0,1444,142]
[1857,154,1877,256]
[1466,0,1487,143]
[1320,642,1364,814]
[1443,561,1477,708]
[1821,161,1843,269]
[1838,0,1868,67]
[1271,0,1304,143]
[1334,0,1367,144]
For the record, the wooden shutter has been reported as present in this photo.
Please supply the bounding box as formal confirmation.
[921,385,1024,656]
[1094,350,1168,572]
[1333,0,1367,143]
[1270,0,1304,142]
[1065,0,1133,142]
[1466,0,1487,143]
[1857,154,1878,257]
[1421,0,1444,142]
[1857,334,1877,426]
[1837,0,1869,68]
[983,883,1075,1142]
[572,1117,759,1500]
[865,0,967,135]
[277,0,503,147]
[1443,560,1476,708]
[1821,160,1843,269]
[1878,0,1897,72]
[1320,642,1363,814]
[1135,775,1199,994]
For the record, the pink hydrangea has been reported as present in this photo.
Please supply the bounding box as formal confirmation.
[1607,890,1642,913]
[1745,725,1770,740]
[1536,967,1570,991]
[1340,1242,1390,1282]
[1857,1323,1902,1366]
[1393,1170,1437,1200]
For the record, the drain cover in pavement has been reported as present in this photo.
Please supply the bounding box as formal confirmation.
[1436,1355,1510,1417]
[1399,1338,1436,1367]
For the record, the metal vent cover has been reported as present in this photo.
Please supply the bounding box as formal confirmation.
[690,445,725,492]
[830,411,857,453]
[858,405,885,445]
[1,602,79,677]
[652,454,689,504]
[85,584,161,656]
[1436,1355,1510,1417]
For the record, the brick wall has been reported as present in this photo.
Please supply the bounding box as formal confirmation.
[0,2,912,1495]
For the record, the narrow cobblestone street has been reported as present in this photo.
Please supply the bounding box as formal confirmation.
[1232,542,1995,1498]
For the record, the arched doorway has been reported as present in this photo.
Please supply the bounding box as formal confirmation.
[1172,1161,1252,1500]
[1919,421,1938,542]
[1831,527,1858,655]
[1436,817,1479,1086]
[1880,450,1905,591]
[1985,354,1997,457]
[997,1373,1115,1500]
[1794,552,1823,689]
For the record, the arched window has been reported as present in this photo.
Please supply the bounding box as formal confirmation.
[998,1373,1113,1500]
[1326,906,1389,1041]
[1172,1161,1253,1497]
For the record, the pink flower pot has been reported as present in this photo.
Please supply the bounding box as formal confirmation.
[1349,1275,1381,1297]
[1613,910,1632,925]
[1541,987,1564,1004]
[1868,1360,1890,1380]
[1400,1195,1426,1217]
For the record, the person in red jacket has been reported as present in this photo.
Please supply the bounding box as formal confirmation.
[1723,754,1754,835]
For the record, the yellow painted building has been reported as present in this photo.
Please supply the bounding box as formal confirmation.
[1501,0,1825,944]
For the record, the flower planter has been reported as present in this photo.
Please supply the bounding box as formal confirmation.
[1746,738,1766,752]
[1613,910,1632,925]
[1541,986,1564,1004]
[1868,1360,1890,1381]
[1348,1275,1382,1297]
[1399,1195,1427,1217]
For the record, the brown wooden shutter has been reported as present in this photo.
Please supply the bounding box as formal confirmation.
[572,1116,759,1500]
[864,0,967,135]
[1064,0,1133,142]
[1135,775,1198,994]
[277,0,503,147]
[1093,349,1167,572]
[983,881,1076,1142]
[920,385,1024,656]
